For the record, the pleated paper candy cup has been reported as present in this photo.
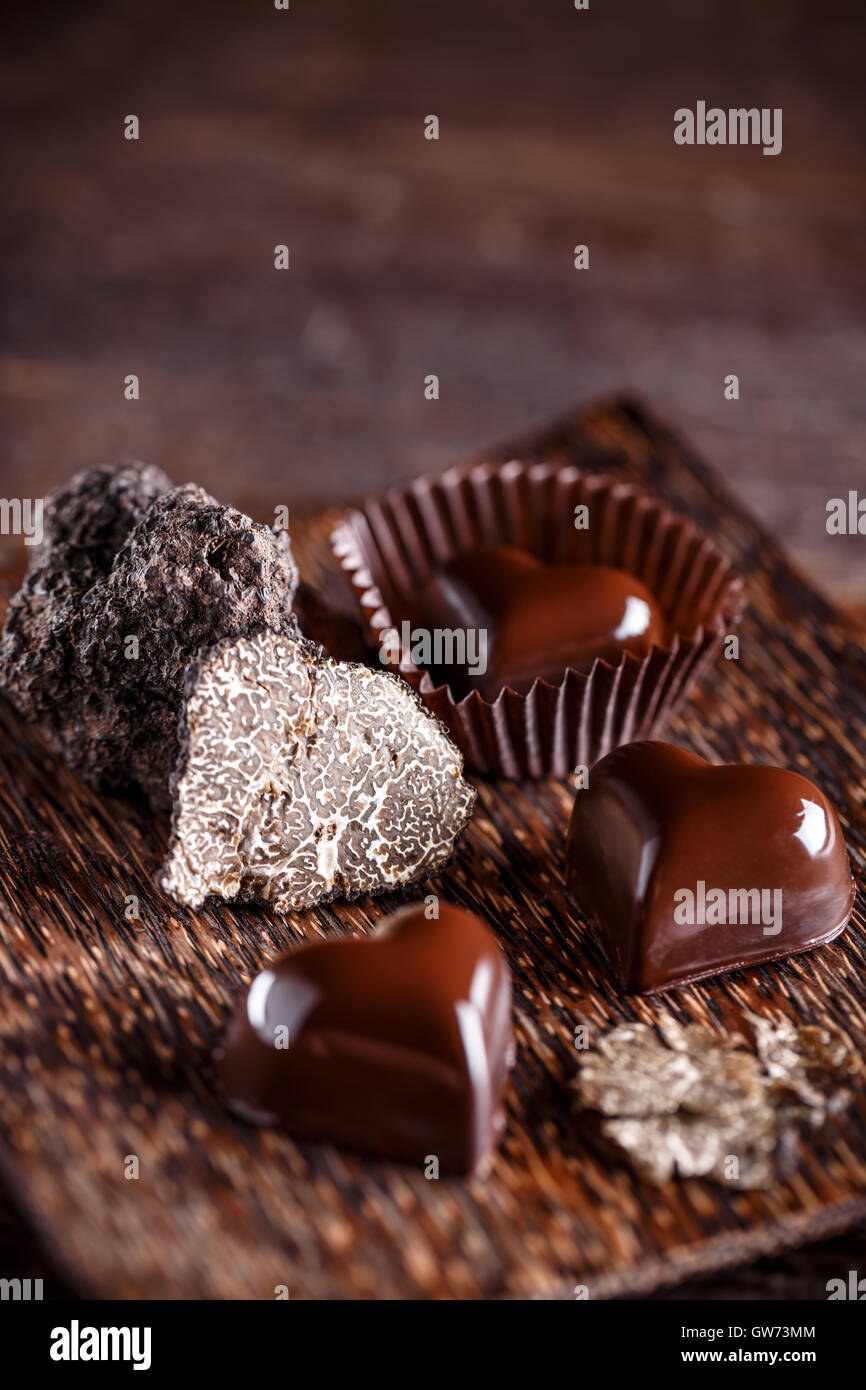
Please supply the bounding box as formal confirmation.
[331,461,744,778]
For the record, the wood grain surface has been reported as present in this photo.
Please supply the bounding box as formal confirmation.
[2,0,865,1299]
[0,396,863,1300]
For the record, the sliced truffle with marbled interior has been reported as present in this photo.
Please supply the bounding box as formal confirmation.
[160,628,476,912]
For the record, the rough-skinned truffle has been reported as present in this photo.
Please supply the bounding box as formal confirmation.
[28,461,173,575]
[0,464,299,808]
[160,628,476,912]
[0,463,172,725]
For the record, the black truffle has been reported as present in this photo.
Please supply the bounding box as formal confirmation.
[159,628,476,912]
[27,461,173,575]
[0,464,299,808]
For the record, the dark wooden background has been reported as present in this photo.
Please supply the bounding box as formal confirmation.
[0,0,864,1297]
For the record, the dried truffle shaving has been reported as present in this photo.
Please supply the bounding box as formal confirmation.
[601,1106,778,1187]
[574,1015,854,1189]
[576,1023,696,1117]
[747,1012,856,1121]
[160,628,475,912]
[577,1021,764,1119]
[0,465,299,809]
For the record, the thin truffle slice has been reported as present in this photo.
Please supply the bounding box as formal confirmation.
[160,628,476,911]
[0,465,299,809]
[573,1016,855,1189]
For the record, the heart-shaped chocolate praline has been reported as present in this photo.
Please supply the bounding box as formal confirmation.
[565,741,854,994]
[216,902,514,1174]
[402,544,666,699]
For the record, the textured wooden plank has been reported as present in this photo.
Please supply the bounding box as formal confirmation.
[0,396,864,1300]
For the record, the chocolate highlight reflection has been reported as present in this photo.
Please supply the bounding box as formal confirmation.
[216,902,514,1173]
[565,741,854,993]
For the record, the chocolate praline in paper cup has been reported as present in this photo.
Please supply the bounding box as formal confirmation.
[331,461,744,778]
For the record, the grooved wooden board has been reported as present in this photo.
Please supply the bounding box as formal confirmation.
[0,397,864,1300]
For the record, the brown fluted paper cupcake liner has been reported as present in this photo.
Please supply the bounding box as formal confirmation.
[331,461,745,777]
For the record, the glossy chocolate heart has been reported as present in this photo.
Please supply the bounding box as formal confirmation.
[565,741,854,994]
[404,544,666,699]
[216,902,514,1174]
